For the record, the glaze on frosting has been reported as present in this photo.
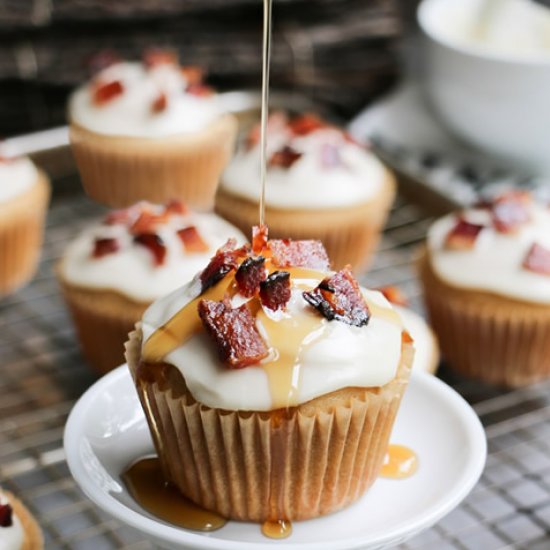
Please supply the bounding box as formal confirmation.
[69,61,222,138]
[0,492,23,550]
[0,158,38,204]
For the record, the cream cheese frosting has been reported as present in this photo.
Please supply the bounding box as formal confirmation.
[141,273,404,411]
[427,203,550,304]
[0,492,23,550]
[60,204,246,303]
[69,61,222,138]
[222,123,386,209]
[0,157,38,204]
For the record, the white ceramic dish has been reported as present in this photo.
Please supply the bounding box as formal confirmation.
[64,366,486,550]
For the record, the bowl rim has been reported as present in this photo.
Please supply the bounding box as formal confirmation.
[417,0,550,68]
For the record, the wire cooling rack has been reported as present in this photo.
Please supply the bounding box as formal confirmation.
[1,179,550,549]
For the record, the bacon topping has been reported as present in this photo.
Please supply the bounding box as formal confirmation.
[378,286,409,306]
[200,239,244,293]
[92,80,124,105]
[130,210,170,234]
[445,218,485,250]
[289,113,327,136]
[164,199,188,216]
[269,146,302,169]
[133,233,167,266]
[523,243,550,276]
[235,256,266,297]
[143,48,178,68]
[181,66,204,86]
[252,224,268,254]
[198,298,269,368]
[0,503,13,528]
[303,267,370,327]
[491,191,531,233]
[93,237,120,258]
[269,239,330,271]
[151,92,168,113]
[260,271,291,311]
[177,226,209,253]
[186,83,214,97]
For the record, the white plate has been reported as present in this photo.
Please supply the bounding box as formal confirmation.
[64,366,486,550]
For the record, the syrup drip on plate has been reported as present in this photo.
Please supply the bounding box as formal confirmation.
[380,445,418,479]
[262,519,293,539]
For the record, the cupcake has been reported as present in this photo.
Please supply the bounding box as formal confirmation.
[216,113,396,271]
[419,191,550,386]
[69,50,238,210]
[0,156,50,297]
[126,227,413,522]
[0,488,43,549]
[57,199,246,374]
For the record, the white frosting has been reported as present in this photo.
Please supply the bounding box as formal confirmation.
[222,127,386,209]
[142,274,404,411]
[69,61,222,138]
[0,492,24,550]
[0,158,38,203]
[427,205,550,304]
[60,207,246,302]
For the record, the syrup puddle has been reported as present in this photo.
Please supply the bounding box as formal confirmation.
[262,519,293,539]
[380,445,418,479]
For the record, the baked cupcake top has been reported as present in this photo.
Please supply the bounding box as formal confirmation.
[0,157,38,203]
[69,50,222,138]
[221,113,387,209]
[427,191,550,304]
[141,226,407,411]
[0,490,24,550]
[59,200,246,302]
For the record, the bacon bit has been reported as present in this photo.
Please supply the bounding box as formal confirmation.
[269,146,303,169]
[92,80,124,105]
[200,239,243,293]
[378,286,409,307]
[235,256,266,297]
[186,83,214,97]
[289,113,327,136]
[92,237,120,258]
[198,298,269,368]
[143,48,178,68]
[87,49,120,75]
[269,239,330,271]
[320,143,342,168]
[402,330,414,344]
[303,267,370,327]
[445,218,485,250]
[151,92,168,113]
[523,243,550,276]
[133,233,167,266]
[130,210,170,234]
[164,199,188,216]
[0,503,13,528]
[181,65,204,85]
[492,191,531,233]
[260,271,291,311]
[252,224,268,254]
[177,226,209,253]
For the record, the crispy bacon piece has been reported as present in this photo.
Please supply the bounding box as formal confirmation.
[491,191,531,233]
[143,48,178,68]
[303,267,370,327]
[378,286,409,306]
[523,243,550,276]
[164,199,188,216]
[151,92,168,113]
[268,239,330,271]
[198,298,268,368]
[289,113,327,136]
[92,80,124,105]
[269,146,302,169]
[181,66,204,85]
[252,224,268,254]
[235,256,266,297]
[260,271,291,311]
[0,503,13,528]
[186,83,214,97]
[402,330,414,344]
[200,239,244,292]
[320,143,342,168]
[445,218,485,250]
[130,210,170,234]
[92,237,120,258]
[133,233,166,266]
[177,226,209,253]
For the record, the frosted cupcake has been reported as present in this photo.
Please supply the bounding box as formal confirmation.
[0,488,43,549]
[69,50,238,209]
[57,200,245,374]
[0,156,50,297]
[216,113,396,271]
[420,191,550,386]
[126,227,413,522]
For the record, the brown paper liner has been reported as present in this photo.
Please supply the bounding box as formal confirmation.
[0,171,50,296]
[126,326,412,522]
[57,272,149,374]
[419,251,550,387]
[215,168,396,273]
[69,114,238,210]
[5,491,44,550]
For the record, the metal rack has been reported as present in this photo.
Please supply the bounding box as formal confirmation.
[1,178,550,549]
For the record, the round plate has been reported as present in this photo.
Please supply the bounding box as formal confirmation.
[64,366,486,550]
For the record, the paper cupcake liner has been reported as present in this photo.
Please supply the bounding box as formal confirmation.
[419,253,550,387]
[5,490,44,550]
[58,276,149,374]
[70,114,238,210]
[126,327,412,522]
[215,170,396,272]
[0,171,50,297]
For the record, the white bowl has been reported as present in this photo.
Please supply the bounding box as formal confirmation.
[418,0,550,174]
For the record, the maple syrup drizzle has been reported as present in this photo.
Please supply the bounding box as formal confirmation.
[262,519,293,539]
[122,457,227,531]
[380,445,418,479]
